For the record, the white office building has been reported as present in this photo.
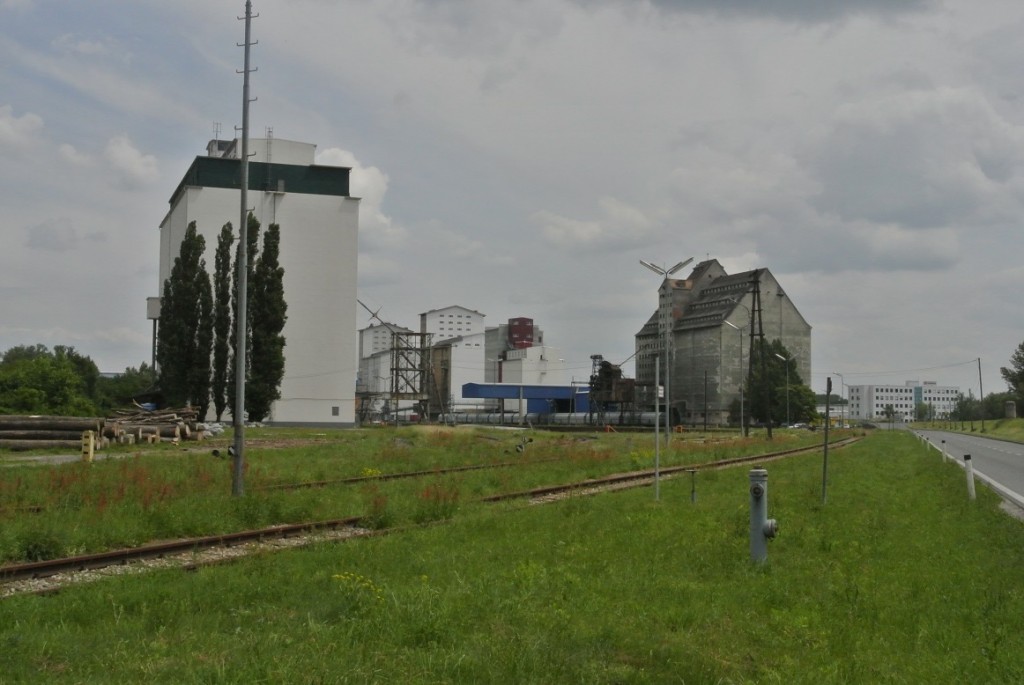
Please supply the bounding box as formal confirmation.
[847,381,960,422]
[156,137,359,425]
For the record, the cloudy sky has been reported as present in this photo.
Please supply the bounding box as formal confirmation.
[2,0,1022,398]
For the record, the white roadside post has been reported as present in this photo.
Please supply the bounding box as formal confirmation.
[963,454,976,500]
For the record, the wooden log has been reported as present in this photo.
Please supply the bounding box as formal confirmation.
[101,424,125,440]
[0,439,82,452]
[125,424,180,439]
[0,416,103,432]
[0,430,87,441]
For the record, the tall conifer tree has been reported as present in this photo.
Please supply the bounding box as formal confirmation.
[212,222,235,421]
[227,213,260,418]
[248,223,287,422]
[157,221,213,413]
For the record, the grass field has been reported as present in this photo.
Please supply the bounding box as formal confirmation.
[0,426,828,563]
[947,417,1024,442]
[2,428,1024,683]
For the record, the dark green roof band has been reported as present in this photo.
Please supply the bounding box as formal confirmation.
[168,156,351,205]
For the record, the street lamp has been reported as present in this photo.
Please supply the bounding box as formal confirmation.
[834,372,845,428]
[640,257,693,441]
[774,353,790,426]
[724,320,747,435]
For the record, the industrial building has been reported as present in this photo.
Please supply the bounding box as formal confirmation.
[154,137,360,425]
[635,259,811,426]
[356,311,567,422]
[847,381,960,422]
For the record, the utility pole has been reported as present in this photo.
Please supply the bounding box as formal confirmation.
[748,271,772,439]
[978,357,985,432]
[640,257,693,443]
[232,1,258,497]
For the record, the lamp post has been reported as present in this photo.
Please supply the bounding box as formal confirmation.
[725,320,747,435]
[774,353,790,426]
[640,257,693,442]
[834,372,845,428]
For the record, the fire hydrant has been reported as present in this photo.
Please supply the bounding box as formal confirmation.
[749,468,778,563]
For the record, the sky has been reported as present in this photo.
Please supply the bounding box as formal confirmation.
[1,0,1022,399]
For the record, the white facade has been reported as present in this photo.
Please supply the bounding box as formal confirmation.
[420,305,485,339]
[356,323,412,394]
[359,323,412,360]
[498,346,567,386]
[419,306,486,410]
[848,381,960,422]
[443,331,487,409]
[497,346,567,413]
[158,138,359,425]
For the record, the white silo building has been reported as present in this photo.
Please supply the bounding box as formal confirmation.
[155,137,359,425]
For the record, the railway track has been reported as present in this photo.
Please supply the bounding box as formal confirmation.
[255,457,561,492]
[1,437,858,598]
[481,436,860,504]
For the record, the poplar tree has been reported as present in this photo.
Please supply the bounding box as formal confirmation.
[157,221,213,414]
[247,223,287,422]
[226,213,260,419]
[211,222,234,421]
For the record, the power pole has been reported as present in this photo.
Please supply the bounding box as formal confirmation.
[232,1,258,497]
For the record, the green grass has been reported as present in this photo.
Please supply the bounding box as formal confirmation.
[914,417,1024,442]
[0,426,832,563]
[2,430,1023,682]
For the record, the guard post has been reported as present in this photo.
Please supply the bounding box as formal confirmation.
[81,430,95,464]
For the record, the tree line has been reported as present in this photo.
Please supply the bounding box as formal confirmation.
[0,345,154,416]
[157,214,286,423]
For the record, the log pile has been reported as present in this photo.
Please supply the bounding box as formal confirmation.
[0,407,208,453]
[106,406,206,444]
[0,415,105,452]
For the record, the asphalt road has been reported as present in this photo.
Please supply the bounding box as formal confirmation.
[917,429,1024,506]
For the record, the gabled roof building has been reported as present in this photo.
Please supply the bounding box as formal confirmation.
[635,259,811,426]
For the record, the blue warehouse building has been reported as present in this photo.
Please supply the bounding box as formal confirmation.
[460,383,591,415]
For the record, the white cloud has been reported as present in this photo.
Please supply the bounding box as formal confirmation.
[534,196,657,250]
[24,217,107,253]
[104,134,159,187]
[0,104,43,147]
[52,33,114,58]
[58,143,92,166]
[810,86,1024,229]
[2,0,1023,394]
[316,147,408,248]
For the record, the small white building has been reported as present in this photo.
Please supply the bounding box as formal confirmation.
[495,346,568,413]
[157,137,359,425]
[847,381,960,422]
[498,346,567,387]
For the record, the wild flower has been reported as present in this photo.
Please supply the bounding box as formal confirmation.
[413,482,459,524]
[332,571,385,606]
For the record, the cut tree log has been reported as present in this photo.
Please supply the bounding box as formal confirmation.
[0,430,88,441]
[0,439,83,452]
[0,416,103,432]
